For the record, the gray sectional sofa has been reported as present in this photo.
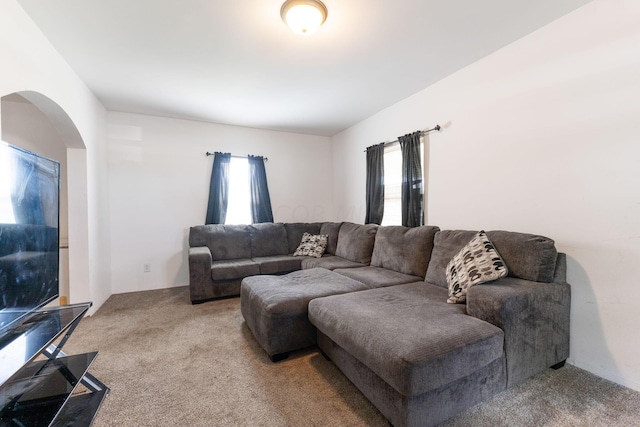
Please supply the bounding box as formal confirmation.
[188,222,342,303]
[188,222,571,427]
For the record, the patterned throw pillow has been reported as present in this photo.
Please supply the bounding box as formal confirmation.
[446,231,508,304]
[293,232,329,258]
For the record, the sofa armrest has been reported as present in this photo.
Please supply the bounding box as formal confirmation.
[466,277,570,387]
[189,246,213,303]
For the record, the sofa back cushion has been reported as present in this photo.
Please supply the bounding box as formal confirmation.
[189,224,251,260]
[320,222,342,255]
[249,223,289,257]
[284,222,322,254]
[487,230,558,283]
[425,230,476,288]
[371,225,440,277]
[425,229,558,288]
[335,222,378,264]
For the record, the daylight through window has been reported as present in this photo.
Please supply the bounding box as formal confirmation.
[381,140,424,226]
[225,157,252,225]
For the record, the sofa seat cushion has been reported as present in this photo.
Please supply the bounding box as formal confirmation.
[301,255,366,271]
[241,268,369,356]
[210,259,260,281]
[308,282,504,397]
[334,266,422,288]
[251,255,305,275]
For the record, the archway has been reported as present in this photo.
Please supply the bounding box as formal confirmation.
[1,91,91,305]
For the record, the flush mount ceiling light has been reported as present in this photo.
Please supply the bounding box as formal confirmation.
[280,0,328,35]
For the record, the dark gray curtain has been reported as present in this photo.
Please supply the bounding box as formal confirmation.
[205,152,231,224]
[365,143,385,224]
[399,131,424,227]
[248,155,274,223]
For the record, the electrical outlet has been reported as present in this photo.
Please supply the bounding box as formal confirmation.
[143,263,151,273]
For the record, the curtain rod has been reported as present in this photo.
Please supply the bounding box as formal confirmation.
[205,152,268,161]
[364,125,441,152]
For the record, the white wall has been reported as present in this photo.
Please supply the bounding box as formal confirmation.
[107,112,333,294]
[331,0,640,391]
[0,0,111,313]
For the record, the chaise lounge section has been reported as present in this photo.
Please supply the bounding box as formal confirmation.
[308,229,570,427]
[311,283,507,427]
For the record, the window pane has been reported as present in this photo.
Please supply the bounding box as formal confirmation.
[381,140,424,226]
[382,144,402,226]
[226,157,252,225]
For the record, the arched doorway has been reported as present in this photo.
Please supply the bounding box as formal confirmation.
[1,91,90,305]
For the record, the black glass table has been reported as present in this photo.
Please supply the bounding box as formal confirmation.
[0,303,109,426]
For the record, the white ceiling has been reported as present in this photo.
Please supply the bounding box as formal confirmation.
[17,0,592,137]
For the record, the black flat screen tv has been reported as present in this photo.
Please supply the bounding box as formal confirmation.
[0,141,60,338]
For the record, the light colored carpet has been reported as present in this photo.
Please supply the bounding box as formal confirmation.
[63,286,640,426]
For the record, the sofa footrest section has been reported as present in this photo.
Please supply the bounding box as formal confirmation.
[240,268,368,359]
[308,283,507,426]
[317,332,506,427]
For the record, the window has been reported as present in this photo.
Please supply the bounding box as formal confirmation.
[225,157,252,225]
[381,144,402,226]
[380,141,424,226]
